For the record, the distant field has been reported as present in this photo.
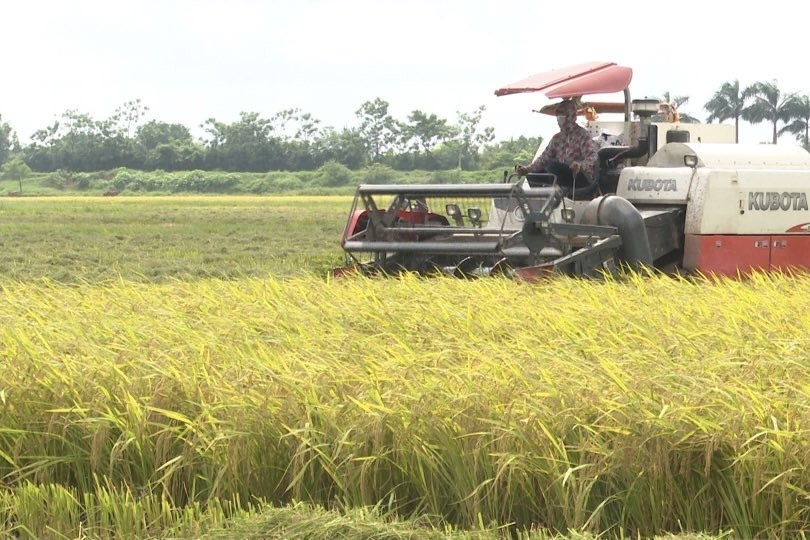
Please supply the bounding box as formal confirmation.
[0,195,351,282]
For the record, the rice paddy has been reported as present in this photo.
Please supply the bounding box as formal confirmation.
[0,196,347,282]
[1,196,809,538]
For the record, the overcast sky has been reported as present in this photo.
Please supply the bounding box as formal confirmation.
[3,0,808,147]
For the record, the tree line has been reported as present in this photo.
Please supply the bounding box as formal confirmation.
[0,99,540,174]
[1,78,809,177]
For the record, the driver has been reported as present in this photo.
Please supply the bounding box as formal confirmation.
[515,98,599,191]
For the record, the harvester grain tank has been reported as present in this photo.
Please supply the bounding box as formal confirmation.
[336,63,810,278]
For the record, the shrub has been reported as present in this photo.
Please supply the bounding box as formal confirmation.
[206,173,240,193]
[361,163,397,184]
[271,174,304,192]
[430,169,461,184]
[244,177,273,194]
[75,173,92,190]
[43,172,66,190]
[112,170,139,191]
[316,160,353,187]
[175,170,207,192]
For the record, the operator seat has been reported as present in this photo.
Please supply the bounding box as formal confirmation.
[596,146,627,195]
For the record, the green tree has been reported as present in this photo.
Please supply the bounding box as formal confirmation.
[0,114,13,166]
[454,105,495,169]
[25,121,59,171]
[317,127,366,169]
[203,111,272,146]
[202,112,281,171]
[780,94,810,151]
[29,121,60,147]
[136,120,192,150]
[479,136,543,169]
[742,80,796,144]
[429,140,463,170]
[108,99,149,138]
[52,109,107,170]
[136,121,200,170]
[1,157,32,193]
[24,106,140,171]
[704,80,745,143]
[402,110,455,155]
[355,98,399,163]
[270,109,323,170]
[294,112,321,144]
[146,141,204,171]
[270,108,298,138]
[270,108,322,143]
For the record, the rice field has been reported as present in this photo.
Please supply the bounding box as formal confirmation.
[1,196,810,538]
[0,196,348,282]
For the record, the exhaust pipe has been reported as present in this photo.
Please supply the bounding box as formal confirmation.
[581,195,653,271]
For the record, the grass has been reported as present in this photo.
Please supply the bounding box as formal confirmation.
[0,195,349,282]
[1,269,810,537]
[0,168,510,198]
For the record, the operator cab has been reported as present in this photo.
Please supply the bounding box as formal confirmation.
[529,98,737,200]
[496,63,734,201]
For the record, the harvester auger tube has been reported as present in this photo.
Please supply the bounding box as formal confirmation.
[581,195,653,271]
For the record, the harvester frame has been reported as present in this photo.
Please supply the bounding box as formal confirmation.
[339,179,633,279]
[335,62,810,279]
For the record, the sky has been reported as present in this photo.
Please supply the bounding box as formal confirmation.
[3,0,809,147]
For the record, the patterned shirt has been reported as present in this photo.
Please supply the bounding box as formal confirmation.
[529,105,599,181]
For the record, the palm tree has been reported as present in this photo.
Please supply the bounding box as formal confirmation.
[742,80,796,144]
[704,80,745,143]
[661,91,700,123]
[780,94,810,151]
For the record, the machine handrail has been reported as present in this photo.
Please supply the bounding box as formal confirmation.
[355,183,558,199]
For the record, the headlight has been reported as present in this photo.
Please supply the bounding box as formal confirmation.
[445,203,464,225]
[467,207,482,227]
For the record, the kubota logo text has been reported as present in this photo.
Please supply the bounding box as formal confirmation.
[627,178,677,191]
[748,192,809,211]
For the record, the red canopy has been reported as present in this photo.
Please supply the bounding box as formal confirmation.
[494,62,633,98]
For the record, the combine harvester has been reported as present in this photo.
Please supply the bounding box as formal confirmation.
[337,62,810,279]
